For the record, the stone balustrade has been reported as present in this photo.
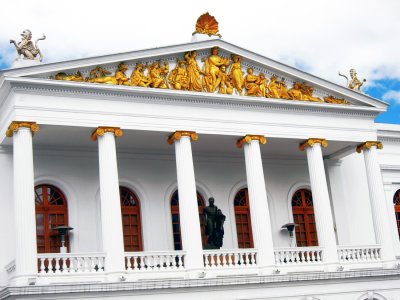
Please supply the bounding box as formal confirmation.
[125,251,185,271]
[37,253,105,274]
[203,249,257,269]
[337,245,382,263]
[274,247,323,265]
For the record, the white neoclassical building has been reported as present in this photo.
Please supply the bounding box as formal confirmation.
[0,19,400,299]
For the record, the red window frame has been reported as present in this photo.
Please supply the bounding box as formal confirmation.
[35,184,69,253]
[120,186,143,252]
[234,188,254,248]
[170,190,206,250]
[291,189,318,247]
[394,189,400,240]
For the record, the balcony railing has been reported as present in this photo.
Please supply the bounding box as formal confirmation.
[274,247,323,265]
[337,245,382,263]
[37,253,106,274]
[203,249,257,269]
[125,251,185,271]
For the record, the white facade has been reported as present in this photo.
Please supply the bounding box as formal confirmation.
[0,37,399,299]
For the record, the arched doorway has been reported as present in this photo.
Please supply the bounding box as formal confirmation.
[394,189,400,239]
[170,190,206,250]
[291,189,318,246]
[35,184,69,253]
[120,186,143,251]
[234,188,254,248]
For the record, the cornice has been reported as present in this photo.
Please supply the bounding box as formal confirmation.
[5,77,383,119]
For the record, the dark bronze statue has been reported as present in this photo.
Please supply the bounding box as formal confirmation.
[202,197,226,249]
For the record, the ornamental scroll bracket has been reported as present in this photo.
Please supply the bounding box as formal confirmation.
[299,138,328,151]
[6,121,40,137]
[236,135,267,148]
[167,131,198,145]
[356,141,383,153]
[91,127,123,141]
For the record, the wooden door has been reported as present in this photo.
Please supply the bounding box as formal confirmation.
[234,188,254,248]
[120,187,143,251]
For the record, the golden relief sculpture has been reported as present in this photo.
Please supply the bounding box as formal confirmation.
[193,12,222,38]
[339,69,366,91]
[52,49,352,105]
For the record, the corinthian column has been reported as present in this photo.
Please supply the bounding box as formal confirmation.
[237,135,275,272]
[168,131,203,275]
[300,138,339,268]
[357,141,396,262]
[92,127,125,278]
[7,121,40,285]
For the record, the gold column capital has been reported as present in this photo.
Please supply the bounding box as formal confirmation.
[6,121,39,137]
[167,131,198,145]
[356,141,383,153]
[299,138,328,151]
[91,127,123,141]
[236,135,267,148]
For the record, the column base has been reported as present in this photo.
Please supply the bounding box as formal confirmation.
[185,268,207,279]
[11,274,38,286]
[323,262,341,272]
[258,265,278,276]
[105,271,128,282]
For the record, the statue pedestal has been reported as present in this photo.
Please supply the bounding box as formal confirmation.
[12,59,41,69]
[191,33,220,42]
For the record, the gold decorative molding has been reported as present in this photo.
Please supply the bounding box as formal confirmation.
[167,131,198,145]
[299,138,328,151]
[236,135,267,148]
[6,121,39,137]
[356,141,383,153]
[91,127,123,141]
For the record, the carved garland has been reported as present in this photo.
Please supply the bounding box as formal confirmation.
[6,121,40,137]
[167,131,198,145]
[91,127,123,141]
[236,135,267,148]
[356,141,383,153]
[299,138,328,151]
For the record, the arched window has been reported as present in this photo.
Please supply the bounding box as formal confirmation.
[35,184,69,253]
[170,190,206,250]
[120,186,143,251]
[394,189,400,239]
[234,188,254,248]
[291,189,318,246]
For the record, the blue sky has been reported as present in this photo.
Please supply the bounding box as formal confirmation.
[0,0,399,125]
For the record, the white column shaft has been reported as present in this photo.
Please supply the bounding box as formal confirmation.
[13,127,38,281]
[98,132,125,274]
[174,136,203,271]
[363,146,395,261]
[306,143,338,264]
[243,140,275,268]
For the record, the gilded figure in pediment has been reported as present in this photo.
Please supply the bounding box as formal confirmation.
[184,51,202,92]
[202,47,230,93]
[217,66,233,94]
[228,55,244,95]
[299,83,323,102]
[87,66,117,84]
[258,73,268,98]
[244,68,261,96]
[277,78,290,99]
[324,95,350,104]
[53,71,85,82]
[115,62,130,85]
[288,82,303,100]
[148,61,169,89]
[130,63,151,87]
[169,60,189,90]
[268,75,280,99]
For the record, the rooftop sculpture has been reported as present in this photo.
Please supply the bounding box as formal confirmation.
[10,29,46,61]
[339,69,366,92]
[193,12,222,38]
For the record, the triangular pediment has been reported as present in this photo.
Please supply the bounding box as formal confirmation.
[0,39,387,110]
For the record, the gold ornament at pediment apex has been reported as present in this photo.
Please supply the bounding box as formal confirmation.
[299,138,328,151]
[167,131,198,145]
[6,121,39,137]
[236,135,267,148]
[356,141,383,153]
[193,12,221,38]
[91,127,123,141]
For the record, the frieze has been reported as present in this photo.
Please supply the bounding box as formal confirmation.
[49,46,352,106]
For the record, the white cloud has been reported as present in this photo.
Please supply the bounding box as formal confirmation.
[382,90,400,105]
[1,0,400,88]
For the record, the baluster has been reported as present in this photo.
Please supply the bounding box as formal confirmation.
[233,253,239,267]
[39,258,45,274]
[126,256,132,271]
[53,257,60,273]
[315,250,321,262]
[164,254,170,270]
[178,254,183,269]
[133,256,138,270]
